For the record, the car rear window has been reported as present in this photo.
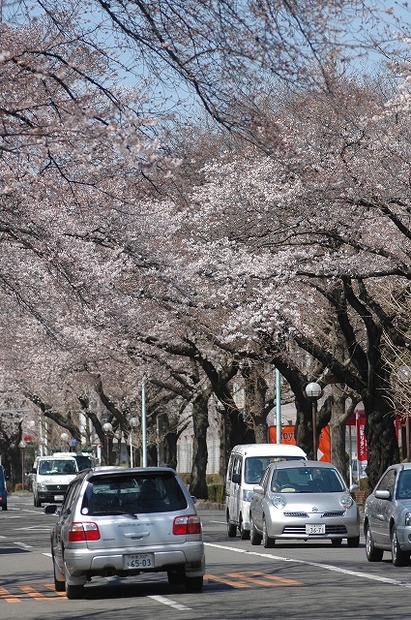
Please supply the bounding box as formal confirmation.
[82,472,188,515]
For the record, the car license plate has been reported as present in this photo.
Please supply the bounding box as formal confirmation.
[54,495,64,501]
[124,553,154,569]
[306,523,325,535]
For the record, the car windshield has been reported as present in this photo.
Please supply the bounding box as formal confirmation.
[396,470,411,500]
[82,472,188,515]
[271,466,346,493]
[245,456,305,484]
[39,459,77,475]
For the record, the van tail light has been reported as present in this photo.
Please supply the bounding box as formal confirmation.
[173,515,202,535]
[68,522,101,542]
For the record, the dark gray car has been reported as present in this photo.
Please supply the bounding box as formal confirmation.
[47,466,205,598]
[364,462,411,566]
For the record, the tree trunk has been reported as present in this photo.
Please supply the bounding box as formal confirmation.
[364,393,399,489]
[189,391,211,499]
[243,361,269,443]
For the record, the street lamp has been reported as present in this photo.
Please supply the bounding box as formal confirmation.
[60,432,69,452]
[102,422,113,465]
[305,382,322,460]
[397,365,411,462]
[129,417,139,467]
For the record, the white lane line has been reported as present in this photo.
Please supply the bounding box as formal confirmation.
[149,594,192,610]
[205,542,411,589]
[13,542,33,550]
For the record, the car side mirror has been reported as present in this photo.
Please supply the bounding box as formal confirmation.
[253,484,264,494]
[231,473,241,484]
[375,489,391,500]
[44,504,59,514]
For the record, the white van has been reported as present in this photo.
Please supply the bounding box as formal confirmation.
[32,452,96,507]
[225,443,307,538]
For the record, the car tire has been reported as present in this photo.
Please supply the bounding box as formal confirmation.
[53,558,65,592]
[391,527,409,567]
[262,519,275,548]
[184,576,203,593]
[347,536,360,548]
[365,524,383,562]
[239,519,250,540]
[250,517,262,546]
[227,518,237,538]
[1,502,7,511]
[34,495,42,508]
[66,583,84,599]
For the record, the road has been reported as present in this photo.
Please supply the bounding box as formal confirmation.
[1,494,411,619]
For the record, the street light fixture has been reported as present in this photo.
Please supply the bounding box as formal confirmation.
[60,432,69,451]
[102,422,113,465]
[129,417,139,467]
[305,382,322,460]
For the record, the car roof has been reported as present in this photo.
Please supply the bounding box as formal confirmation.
[267,460,337,470]
[231,444,307,456]
[80,466,177,479]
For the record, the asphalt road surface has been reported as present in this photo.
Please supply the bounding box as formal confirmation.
[1,494,411,619]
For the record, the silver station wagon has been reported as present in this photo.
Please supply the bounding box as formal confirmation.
[46,466,205,598]
[364,462,411,566]
[249,460,360,547]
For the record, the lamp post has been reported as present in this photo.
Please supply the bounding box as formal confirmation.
[102,422,113,465]
[398,365,411,462]
[19,440,26,489]
[305,382,322,460]
[129,417,139,467]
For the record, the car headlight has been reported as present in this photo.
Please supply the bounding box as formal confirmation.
[405,512,411,526]
[340,494,353,509]
[272,495,286,509]
[37,482,47,491]
[243,490,253,502]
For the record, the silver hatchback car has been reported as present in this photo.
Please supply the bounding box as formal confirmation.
[364,462,411,566]
[46,466,205,598]
[250,460,360,547]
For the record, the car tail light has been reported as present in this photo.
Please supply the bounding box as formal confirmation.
[68,522,101,542]
[173,515,202,535]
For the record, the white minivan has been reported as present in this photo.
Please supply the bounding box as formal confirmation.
[225,443,307,538]
[32,452,96,507]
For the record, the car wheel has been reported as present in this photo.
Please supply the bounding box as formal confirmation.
[347,536,360,548]
[250,517,262,546]
[1,502,7,511]
[331,538,342,546]
[262,519,275,548]
[239,519,250,540]
[365,524,383,562]
[391,527,409,567]
[227,519,237,538]
[53,557,65,592]
[34,495,42,508]
[184,576,203,593]
[66,583,85,599]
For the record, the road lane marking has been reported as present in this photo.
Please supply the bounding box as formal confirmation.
[0,586,21,603]
[149,594,191,610]
[205,542,411,589]
[19,585,46,601]
[206,573,251,588]
[227,571,301,586]
[13,542,33,550]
